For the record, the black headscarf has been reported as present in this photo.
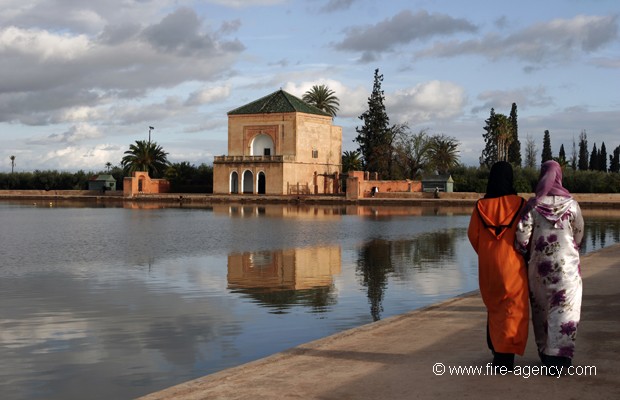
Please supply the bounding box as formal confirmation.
[484,161,517,199]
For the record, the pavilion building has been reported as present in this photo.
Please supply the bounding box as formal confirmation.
[213,89,342,195]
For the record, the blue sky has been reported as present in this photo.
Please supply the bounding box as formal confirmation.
[1,0,618,172]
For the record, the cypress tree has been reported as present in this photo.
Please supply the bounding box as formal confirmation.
[610,146,620,173]
[600,142,608,172]
[571,137,577,170]
[480,108,498,168]
[558,144,566,164]
[541,130,553,163]
[354,68,393,178]
[578,130,589,171]
[589,143,599,170]
[508,103,521,167]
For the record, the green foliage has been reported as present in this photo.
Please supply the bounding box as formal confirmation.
[451,166,620,194]
[451,165,489,193]
[480,108,498,168]
[508,103,521,167]
[354,68,395,179]
[302,84,340,117]
[524,134,537,168]
[589,143,599,171]
[481,106,520,168]
[600,142,608,172]
[578,130,589,171]
[541,130,552,163]
[0,170,90,190]
[610,146,620,173]
[341,150,362,173]
[164,162,213,193]
[121,140,170,178]
[427,134,460,175]
[0,162,213,192]
[392,128,431,179]
[558,144,566,164]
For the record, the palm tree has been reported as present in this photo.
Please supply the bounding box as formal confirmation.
[9,155,15,173]
[428,135,460,175]
[302,84,340,117]
[105,162,112,172]
[121,140,170,178]
[341,150,362,172]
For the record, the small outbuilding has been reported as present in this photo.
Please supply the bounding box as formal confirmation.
[88,174,117,192]
[422,175,454,193]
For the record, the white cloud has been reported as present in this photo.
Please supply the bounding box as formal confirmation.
[0,26,90,60]
[27,123,102,144]
[387,80,466,123]
[37,143,123,171]
[283,79,368,118]
[185,85,231,106]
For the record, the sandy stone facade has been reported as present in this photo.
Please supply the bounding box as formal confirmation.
[213,90,342,195]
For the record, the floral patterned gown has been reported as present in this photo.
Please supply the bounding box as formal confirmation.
[515,195,584,359]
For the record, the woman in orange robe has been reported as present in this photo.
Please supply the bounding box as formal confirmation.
[468,161,529,370]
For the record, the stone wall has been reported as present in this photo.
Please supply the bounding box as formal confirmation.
[345,171,422,200]
[123,171,170,197]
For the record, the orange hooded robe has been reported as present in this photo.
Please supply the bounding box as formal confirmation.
[468,194,529,355]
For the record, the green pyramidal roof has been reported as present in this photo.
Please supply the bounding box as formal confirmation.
[228,89,331,117]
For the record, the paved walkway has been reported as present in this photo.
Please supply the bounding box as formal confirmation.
[140,244,620,400]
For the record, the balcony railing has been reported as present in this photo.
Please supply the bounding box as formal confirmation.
[214,155,296,163]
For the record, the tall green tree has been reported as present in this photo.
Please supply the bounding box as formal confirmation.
[589,143,599,171]
[508,103,521,166]
[599,142,608,172]
[302,84,340,117]
[610,146,620,173]
[578,130,589,171]
[480,108,498,168]
[480,108,513,167]
[121,140,170,178]
[354,68,394,178]
[558,144,566,165]
[541,130,553,163]
[571,137,578,170]
[428,134,460,175]
[393,128,431,179]
[524,134,537,168]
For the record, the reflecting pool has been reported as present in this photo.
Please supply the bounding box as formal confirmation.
[0,201,618,399]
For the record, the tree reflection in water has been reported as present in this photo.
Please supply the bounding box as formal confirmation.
[356,229,460,321]
[583,218,620,254]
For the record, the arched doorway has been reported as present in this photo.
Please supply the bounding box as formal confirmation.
[230,171,239,194]
[251,134,274,156]
[242,170,254,194]
[257,171,266,194]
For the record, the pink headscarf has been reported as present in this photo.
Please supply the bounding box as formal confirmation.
[535,160,571,199]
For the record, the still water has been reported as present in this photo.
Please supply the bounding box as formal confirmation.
[1,201,619,400]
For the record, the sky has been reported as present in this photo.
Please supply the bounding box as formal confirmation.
[0,0,618,172]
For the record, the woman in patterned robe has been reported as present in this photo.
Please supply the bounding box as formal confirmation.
[515,160,584,368]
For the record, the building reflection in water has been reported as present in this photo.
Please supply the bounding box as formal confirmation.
[227,246,341,313]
